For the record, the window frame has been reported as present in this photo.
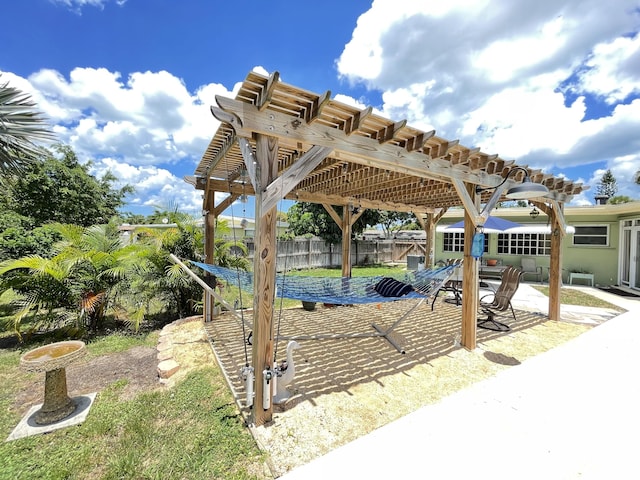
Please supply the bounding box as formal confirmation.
[443,232,489,253]
[572,225,609,247]
[496,232,551,256]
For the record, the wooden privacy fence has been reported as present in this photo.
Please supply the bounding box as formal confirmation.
[242,237,428,271]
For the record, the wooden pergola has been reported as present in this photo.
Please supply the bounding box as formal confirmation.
[190,70,587,426]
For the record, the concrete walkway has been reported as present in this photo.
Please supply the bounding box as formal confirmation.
[280,287,640,479]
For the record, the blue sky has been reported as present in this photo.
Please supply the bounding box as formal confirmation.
[1,0,639,219]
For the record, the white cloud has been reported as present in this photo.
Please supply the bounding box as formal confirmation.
[337,0,640,203]
[1,67,237,215]
[15,67,232,169]
[90,158,204,214]
[50,0,127,13]
[576,34,640,103]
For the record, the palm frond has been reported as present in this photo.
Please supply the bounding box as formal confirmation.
[0,255,70,280]
[83,224,122,253]
[0,78,56,175]
[80,291,106,314]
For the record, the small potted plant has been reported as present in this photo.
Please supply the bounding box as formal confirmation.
[301,301,316,311]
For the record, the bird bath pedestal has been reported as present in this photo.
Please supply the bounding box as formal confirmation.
[20,340,87,425]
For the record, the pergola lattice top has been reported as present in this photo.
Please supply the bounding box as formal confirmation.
[193,71,586,213]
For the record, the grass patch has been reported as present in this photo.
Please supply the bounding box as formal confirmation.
[85,330,159,357]
[0,364,266,480]
[287,264,406,278]
[531,286,625,313]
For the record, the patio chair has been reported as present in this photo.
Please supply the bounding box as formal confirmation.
[431,259,463,310]
[477,266,524,332]
[521,258,543,283]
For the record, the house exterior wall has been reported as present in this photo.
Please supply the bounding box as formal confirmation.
[433,203,640,287]
[563,214,619,285]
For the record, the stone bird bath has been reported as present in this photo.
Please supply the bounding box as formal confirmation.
[20,340,87,425]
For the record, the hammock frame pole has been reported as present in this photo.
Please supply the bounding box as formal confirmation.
[371,297,427,353]
[169,254,246,324]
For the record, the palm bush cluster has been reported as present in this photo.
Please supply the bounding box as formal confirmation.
[0,216,249,340]
[1,221,150,339]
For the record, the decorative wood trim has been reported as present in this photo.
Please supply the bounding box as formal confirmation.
[375,120,407,144]
[550,200,568,235]
[350,207,365,225]
[238,138,258,191]
[214,96,551,196]
[257,71,280,111]
[211,103,242,129]
[212,193,238,217]
[344,106,372,135]
[434,207,449,223]
[306,90,331,124]
[452,179,480,227]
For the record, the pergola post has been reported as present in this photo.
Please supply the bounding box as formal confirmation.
[342,205,353,277]
[203,191,216,322]
[323,203,362,279]
[416,213,433,269]
[548,203,564,320]
[251,134,279,427]
[461,184,479,350]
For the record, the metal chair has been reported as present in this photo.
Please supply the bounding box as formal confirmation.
[521,258,543,283]
[478,266,524,332]
[431,260,463,310]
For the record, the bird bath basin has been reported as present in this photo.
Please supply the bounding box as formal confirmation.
[20,340,87,425]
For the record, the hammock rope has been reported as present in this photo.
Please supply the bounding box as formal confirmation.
[175,257,461,353]
[191,261,458,305]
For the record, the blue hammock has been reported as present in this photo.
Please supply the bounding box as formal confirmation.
[191,261,458,305]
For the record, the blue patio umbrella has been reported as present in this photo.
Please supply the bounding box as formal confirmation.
[445,216,522,233]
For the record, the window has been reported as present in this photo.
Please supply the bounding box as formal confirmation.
[572,225,609,246]
[497,233,551,255]
[443,233,488,253]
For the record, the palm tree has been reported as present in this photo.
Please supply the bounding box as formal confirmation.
[132,215,206,319]
[0,77,56,176]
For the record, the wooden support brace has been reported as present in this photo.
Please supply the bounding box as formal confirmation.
[238,137,258,192]
[262,145,333,213]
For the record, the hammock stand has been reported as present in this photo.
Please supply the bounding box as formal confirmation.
[177,256,460,353]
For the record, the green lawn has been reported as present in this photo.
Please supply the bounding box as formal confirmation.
[531,285,626,313]
[0,333,267,480]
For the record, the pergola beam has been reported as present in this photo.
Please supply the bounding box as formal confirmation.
[214,95,569,199]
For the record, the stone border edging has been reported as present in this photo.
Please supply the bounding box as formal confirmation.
[156,316,202,382]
